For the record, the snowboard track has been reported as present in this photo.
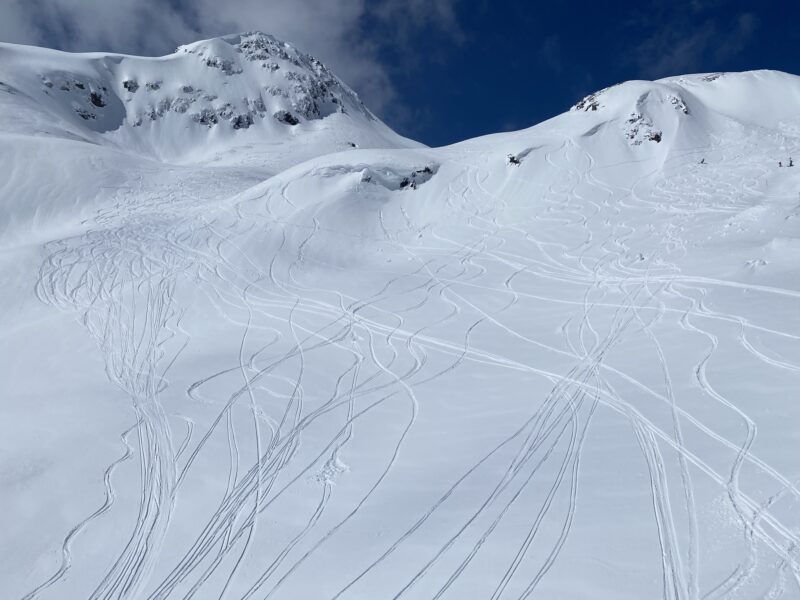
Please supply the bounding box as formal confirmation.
[23,133,800,599]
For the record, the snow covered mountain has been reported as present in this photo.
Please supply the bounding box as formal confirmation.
[2,33,800,600]
[0,32,414,162]
[0,32,418,246]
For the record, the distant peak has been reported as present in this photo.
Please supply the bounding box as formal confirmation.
[177,31,304,65]
[0,29,401,163]
[220,31,284,47]
[173,30,370,122]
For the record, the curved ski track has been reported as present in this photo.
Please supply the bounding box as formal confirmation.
[23,134,800,599]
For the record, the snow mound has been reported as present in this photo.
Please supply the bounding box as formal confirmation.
[229,152,444,272]
[568,71,800,154]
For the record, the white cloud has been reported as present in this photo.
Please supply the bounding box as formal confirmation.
[0,0,461,117]
[0,0,44,46]
[629,1,758,78]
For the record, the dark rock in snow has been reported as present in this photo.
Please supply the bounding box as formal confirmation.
[274,110,299,125]
[624,112,663,145]
[90,92,106,108]
[193,108,219,127]
[204,57,242,76]
[573,93,601,112]
[669,95,689,114]
[232,113,254,129]
[75,107,95,120]
[398,165,436,190]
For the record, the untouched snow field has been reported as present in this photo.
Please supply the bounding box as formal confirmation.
[1,34,800,599]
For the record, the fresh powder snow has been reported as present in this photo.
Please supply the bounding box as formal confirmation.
[1,32,799,600]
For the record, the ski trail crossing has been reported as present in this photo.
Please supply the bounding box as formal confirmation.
[21,130,800,599]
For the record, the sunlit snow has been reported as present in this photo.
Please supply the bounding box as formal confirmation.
[2,33,799,600]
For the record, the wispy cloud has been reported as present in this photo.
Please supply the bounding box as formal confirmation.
[369,0,465,45]
[0,0,464,117]
[538,34,563,73]
[628,0,758,78]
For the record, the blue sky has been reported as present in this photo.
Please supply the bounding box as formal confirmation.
[1,0,797,146]
[377,1,799,145]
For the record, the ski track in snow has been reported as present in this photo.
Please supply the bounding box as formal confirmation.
[14,128,800,599]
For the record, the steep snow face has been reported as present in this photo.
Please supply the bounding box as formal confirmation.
[2,52,800,600]
[0,32,417,164]
[566,70,800,158]
[660,70,800,129]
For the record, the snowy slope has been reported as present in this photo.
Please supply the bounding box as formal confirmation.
[2,33,800,600]
[0,32,419,248]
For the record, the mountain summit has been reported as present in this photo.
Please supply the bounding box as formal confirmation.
[0,32,416,164]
